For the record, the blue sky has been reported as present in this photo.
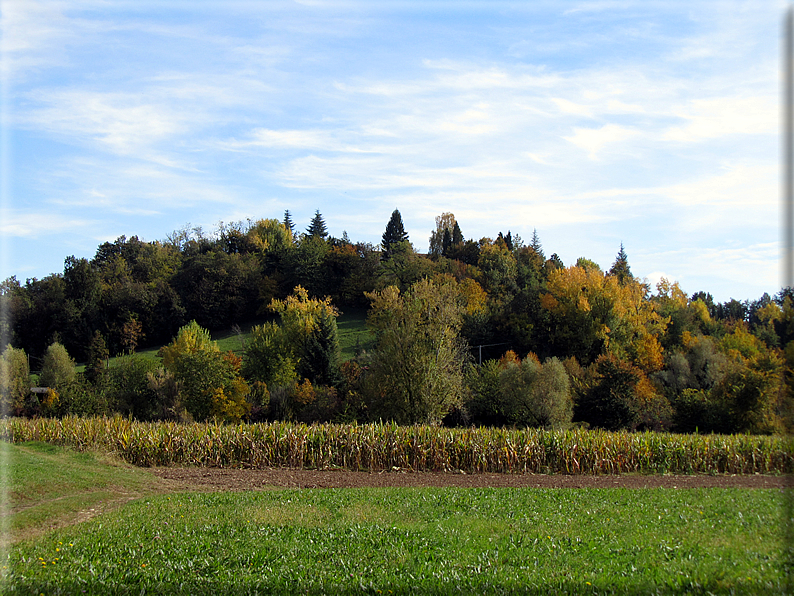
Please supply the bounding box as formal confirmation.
[0,0,785,302]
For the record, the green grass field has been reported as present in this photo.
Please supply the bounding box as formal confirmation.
[85,309,374,373]
[1,441,165,544]
[2,441,788,595]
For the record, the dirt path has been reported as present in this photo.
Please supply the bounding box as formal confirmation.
[150,467,791,491]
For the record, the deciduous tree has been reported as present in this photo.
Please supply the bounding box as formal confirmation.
[39,342,76,389]
[0,345,29,415]
[363,277,469,424]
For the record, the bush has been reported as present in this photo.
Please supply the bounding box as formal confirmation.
[575,354,671,431]
[39,342,76,389]
[464,360,503,426]
[108,354,160,419]
[243,322,297,387]
[1,345,30,415]
[497,355,573,429]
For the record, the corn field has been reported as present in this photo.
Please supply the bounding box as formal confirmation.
[2,416,791,475]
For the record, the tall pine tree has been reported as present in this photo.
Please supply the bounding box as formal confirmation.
[283,210,294,235]
[300,306,342,387]
[609,243,633,285]
[381,209,409,260]
[452,221,464,245]
[306,210,328,239]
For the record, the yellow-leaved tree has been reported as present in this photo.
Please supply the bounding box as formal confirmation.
[541,265,668,371]
[160,321,249,422]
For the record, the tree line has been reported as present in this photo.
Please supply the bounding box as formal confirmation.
[1,209,791,433]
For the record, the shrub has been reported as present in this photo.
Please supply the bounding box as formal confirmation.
[108,354,160,419]
[0,345,30,415]
[39,342,76,389]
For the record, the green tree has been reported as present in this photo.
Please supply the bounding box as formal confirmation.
[284,210,295,235]
[85,330,109,384]
[108,354,160,419]
[39,342,77,389]
[575,257,602,274]
[464,359,503,425]
[364,277,469,424]
[282,236,330,297]
[0,345,30,415]
[161,321,250,422]
[428,213,457,258]
[381,209,409,261]
[608,243,633,285]
[497,355,572,428]
[452,221,464,245]
[477,240,518,300]
[243,321,298,387]
[306,210,328,239]
[376,240,434,292]
[300,306,342,386]
[530,229,545,260]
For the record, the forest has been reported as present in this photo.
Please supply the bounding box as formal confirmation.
[0,209,791,435]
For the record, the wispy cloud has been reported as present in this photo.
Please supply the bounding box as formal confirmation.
[663,95,777,142]
[0,211,94,238]
[563,124,641,159]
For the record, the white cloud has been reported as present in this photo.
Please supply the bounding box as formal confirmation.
[0,212,93,238]
[23,90,185,156]
[551,97,594,118]
[563,124,641,159]
[0,0,75,80]
[661,162,777,208]
[663,95,777,142]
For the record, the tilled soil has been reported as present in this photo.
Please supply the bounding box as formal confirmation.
[150,467,790,491]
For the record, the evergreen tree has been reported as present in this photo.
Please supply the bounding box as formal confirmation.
[442,228,452,257]
[306,210,328,239]
[381,209,409,260]
[85,330,109,384]
[283,210,294,235]
[531,229,545,260]
[609,243,633,285]
[300,306,342,387]
[545,253,564,273]
[452,221,464,245]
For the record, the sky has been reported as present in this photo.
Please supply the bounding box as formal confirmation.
[0,0,787,302]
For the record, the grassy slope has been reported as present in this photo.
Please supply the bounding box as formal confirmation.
[4,443,787,595]
[1,441,166,543]
[90,309,374,372]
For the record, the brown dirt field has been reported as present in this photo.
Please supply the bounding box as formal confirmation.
[150,467,791,491]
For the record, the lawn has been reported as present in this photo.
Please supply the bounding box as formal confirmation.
[2,442,788,595]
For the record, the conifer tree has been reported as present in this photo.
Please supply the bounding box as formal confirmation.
[381,209,409,260]
[442,228,452,257]
[300,306,342,387]
[306,210,328,239]
[85,330,109,384]
[609,243,633,285]
[283,210,294,234]
[452,221,464,245]
[531,229,545,260]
